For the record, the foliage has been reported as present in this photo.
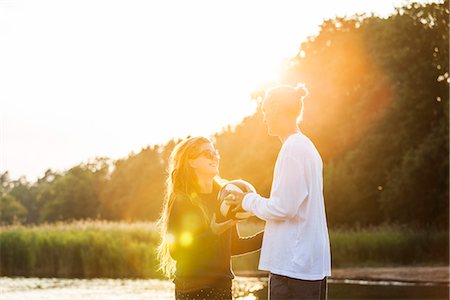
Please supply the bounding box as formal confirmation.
[37,160,108,222]
[281,1,449,227]
[0,221,159,278]
[0,195,27,224]
[98,146,166,221]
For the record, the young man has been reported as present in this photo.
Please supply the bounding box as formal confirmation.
[226,84,331,300]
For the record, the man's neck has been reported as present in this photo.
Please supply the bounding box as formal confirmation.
[278,127,300,143]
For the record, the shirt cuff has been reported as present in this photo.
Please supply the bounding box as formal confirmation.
[242,192,256,212]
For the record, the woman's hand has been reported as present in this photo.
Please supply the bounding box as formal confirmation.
[210,213,238,235]
[224,190,246,213]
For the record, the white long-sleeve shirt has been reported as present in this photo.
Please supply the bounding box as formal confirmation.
[242,133,331,280]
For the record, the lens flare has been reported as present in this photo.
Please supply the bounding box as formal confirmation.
[180,231,193,247]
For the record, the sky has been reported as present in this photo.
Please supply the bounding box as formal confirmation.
[0,0,423,181]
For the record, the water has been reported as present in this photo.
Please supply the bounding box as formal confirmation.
[0,276,448,300]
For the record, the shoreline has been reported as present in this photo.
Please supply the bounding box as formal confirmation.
[234,266,449,285]
[2,266,448,285]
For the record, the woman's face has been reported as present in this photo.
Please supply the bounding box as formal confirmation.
[189,142,220,177]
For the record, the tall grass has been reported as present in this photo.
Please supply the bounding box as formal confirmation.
[330,226,449,267]
[1,221,448,278]
[232,223,449,272]
[0,221,160,278]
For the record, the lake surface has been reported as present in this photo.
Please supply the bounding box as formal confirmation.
[1,276,448,300]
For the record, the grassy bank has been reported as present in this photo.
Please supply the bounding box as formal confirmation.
[233,223,449,272]
[0,221,160,278]
[1,221,448,278]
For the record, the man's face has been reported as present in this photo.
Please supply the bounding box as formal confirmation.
[262,98,280,136]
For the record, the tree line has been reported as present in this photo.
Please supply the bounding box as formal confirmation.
[1,1,448,228]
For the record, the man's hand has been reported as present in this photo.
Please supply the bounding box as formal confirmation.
[224,190,247,213]
[210,213,238,235]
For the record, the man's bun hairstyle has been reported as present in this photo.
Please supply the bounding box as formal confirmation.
[264,83,308,123]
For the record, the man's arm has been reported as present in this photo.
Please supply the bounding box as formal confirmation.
[230,154,309,221]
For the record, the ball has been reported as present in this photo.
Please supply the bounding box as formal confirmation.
[218,179,256,220]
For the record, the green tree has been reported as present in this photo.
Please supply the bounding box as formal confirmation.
[39,161,107,222]
[8,178,39,224]
[280,1,449,227]
[0,194,27,224]
[99,146,166,221]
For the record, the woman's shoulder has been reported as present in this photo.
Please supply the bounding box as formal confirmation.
[172,193,205,212]
[172,194,192,207]
[170,194,197,219]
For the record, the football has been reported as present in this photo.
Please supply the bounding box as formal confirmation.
[218,179,256,220]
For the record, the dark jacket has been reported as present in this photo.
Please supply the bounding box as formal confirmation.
[168,184,263,292]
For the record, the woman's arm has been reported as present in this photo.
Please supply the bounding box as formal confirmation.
[210,213,239,235]
[230,224,264,256]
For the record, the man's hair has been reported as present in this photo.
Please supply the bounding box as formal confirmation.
[265,83,309,122]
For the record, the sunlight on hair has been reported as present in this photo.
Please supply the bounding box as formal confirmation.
[180,231,193,247]
[166,233,175,245]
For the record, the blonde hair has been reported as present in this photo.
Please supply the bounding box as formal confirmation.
[265,83,309,123]
[156,136,218,278]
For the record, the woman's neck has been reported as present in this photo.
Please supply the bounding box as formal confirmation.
[197,175,214,194]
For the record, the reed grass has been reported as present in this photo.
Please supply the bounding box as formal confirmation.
[1,221,447,278]
[0,221,160,278]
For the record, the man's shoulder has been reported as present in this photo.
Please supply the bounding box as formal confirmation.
[285,134,313,152]
[283,134,321,162]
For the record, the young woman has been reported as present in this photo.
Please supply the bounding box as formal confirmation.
[157,136,263,300]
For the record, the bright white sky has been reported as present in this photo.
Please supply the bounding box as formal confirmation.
[0,0,421,181]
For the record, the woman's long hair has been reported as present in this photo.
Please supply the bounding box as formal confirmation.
[156,136,217,278]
